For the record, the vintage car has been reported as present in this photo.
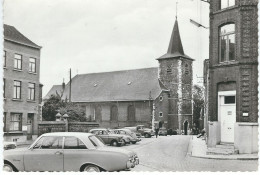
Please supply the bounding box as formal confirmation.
[158,128,167,136]
[113,128,141,144]
[3,132,139,172]
[125,125,154,138]
[89,128,127,146]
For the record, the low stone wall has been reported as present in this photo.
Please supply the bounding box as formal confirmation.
[38,121,99,136]
[234,122,258,154]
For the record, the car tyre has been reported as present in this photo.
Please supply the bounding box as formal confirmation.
[110,140,118,147]
[3,163,14,172]
[83,165,100,172]
[131,141,136,144]
[122,139,126,146]
[144,133,150,138]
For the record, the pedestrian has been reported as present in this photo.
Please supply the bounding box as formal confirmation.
[155,128,159,138]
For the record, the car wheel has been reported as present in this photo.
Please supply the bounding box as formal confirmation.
[83,165,100,172]
[3,164,14,172]
[131,141,136,144]
[144,133,150,138]
[110,140,118,146]
[122,139,126,146]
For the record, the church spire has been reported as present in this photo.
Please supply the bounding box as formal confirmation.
[157,17,193,60]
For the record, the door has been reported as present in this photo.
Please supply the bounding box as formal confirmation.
[219,91,236,143]
[24,136,64,171]
[27,113,34,140]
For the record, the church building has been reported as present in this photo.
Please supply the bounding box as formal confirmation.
[45,18,194,134]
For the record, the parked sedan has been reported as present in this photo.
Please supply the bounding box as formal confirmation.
[3,141,16,150]
[158,128,167,136]
[3,132,139,172]
[114,129,141,144]
[89,128,125,146]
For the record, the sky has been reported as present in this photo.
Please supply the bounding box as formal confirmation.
[3,0,209,96]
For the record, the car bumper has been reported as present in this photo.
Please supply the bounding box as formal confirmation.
[126,157,139,168]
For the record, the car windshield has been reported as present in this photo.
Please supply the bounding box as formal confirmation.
[89,135,105,147]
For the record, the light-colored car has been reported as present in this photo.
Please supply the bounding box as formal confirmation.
[109,129,133,144]
[89,128,126,146]
[114,129,141,144]
[125,125,154,138]
[3,132,139,172]
[158,128,167,136]
[3,141,17,150]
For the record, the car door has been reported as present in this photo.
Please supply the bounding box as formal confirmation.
[23,136,64,172]
[63,136,91,171]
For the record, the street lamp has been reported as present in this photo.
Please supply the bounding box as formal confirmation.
[63,114,69,121]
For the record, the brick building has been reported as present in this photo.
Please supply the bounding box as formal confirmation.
[3,24,43,143]
[45,18,193,133]
[206,0,258,153]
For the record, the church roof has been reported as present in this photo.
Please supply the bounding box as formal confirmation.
[157,19,193,60]
[4,24,41,49]
[45,67,168,102]
[44,85,63,100]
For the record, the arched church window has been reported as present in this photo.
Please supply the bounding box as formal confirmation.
[110,105,118,121]
[127,105,135,121]
[220,0,235,9]
[219,23,235,62]
[94,105,102,122]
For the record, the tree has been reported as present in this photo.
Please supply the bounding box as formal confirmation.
[193,85,205,132]
[42,94,86,122]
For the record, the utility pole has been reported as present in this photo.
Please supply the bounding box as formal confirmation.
[69,68,72,102]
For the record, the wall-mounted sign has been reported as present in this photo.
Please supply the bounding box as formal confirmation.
[243,113,249,117]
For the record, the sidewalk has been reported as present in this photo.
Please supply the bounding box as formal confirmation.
[189,136,258,160]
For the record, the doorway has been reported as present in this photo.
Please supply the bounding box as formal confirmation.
[218,91,236,143]
[184,120,188,135]
[27,113,34,140]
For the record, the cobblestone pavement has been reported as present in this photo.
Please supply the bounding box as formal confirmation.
[121,135,258,172]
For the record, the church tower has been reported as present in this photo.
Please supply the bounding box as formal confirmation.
[157,18,194,134]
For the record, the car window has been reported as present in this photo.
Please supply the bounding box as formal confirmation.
[89,135,105,147]
[34,136,63,149]
[64,137,87,149]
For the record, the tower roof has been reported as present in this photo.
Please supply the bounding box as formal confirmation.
[157,19,193,60]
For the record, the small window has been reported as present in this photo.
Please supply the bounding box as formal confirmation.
[224,96,235,104]
[166,65,172,74]
[3,78,5,98]
[29,58,36,73]
[185,64,189,75]
[64,137,87,149]
[159,96,163,101]
[159,112,163,117]
[221,0,235,9]
[14,54,22,70]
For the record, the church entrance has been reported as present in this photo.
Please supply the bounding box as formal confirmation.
[184,120,188,135]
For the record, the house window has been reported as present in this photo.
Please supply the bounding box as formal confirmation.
[14,54,22,70]
[3,50,6,67]
[221,0,235,9]
[28,83,35,101]
[13,80,21,99]
[10,113,22,131]
[29,58,36,73]
[3,78,5,98]
[159,96,163,101]
[219,24,235,62]
[224,96,235,104]
[159,112,163,117]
